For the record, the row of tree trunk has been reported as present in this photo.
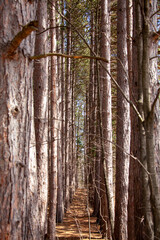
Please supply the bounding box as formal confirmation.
[0,1,79,239]
[0,0,160,240]
[85,0,160,240]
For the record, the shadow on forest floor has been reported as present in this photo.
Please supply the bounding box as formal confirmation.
[56,189,105,240]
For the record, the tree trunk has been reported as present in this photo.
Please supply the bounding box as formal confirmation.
[88,8,95,205]
[48,1,57,239]
[0,1,39,239]
[114,0,131,239]
[99,159,112,239]
[133,1,154,239]
[70,65,76,200]
[127,0,135,239]
[56,0,64,223]
[64,9,72,210]
[142,1,160,238]
[60,0,66,219]
[100,0,114,232]
[85,79,90,187]
[128,1,143,239]
[92,4,101,219]
[33,1,48,237]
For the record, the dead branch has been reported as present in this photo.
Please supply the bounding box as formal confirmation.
[150,8,160,18]
[30,52,109,63]
[4,20,38,58]
[36,25,68,35]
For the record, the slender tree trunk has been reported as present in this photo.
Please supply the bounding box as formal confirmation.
[127,1,135,239]
[128,1,143,239]
[0,1,39,239]
[93,100,101,218]
[88,8,95,204]
[114,0,131,239]
[48,1,57,239]
[93,60,101,219]
[100,0,114,232]
[70,65,76,199]
[92,5,101,219]
[92,63,100,218]
[33,1,48,237]
[69,49,74,201]
[85,81,90,186]
[99,158,112,239]
[133,1,153,239]
[56,1,64,223]
[60,0,66,216]
[64,10,72,210]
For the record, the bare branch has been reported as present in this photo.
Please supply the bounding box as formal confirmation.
[30,52,109,63]
[150,8,160,18]
[36,25,68,35]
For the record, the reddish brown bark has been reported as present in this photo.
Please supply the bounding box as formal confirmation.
[0,1,39,239]
[33,0,48,237]
[114,0,131,239]
[100,0,114,233]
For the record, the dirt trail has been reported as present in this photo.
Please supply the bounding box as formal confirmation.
[56,188,104,240]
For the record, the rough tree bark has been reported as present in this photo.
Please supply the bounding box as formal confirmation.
[64,8,72,210]
[127,1,135,239]
[60,0,66,221]
[48,1,57,239]
[114,0,131,239]
[100,0,114,233]
[88,7,95,205]
[70,64,76,200]
[56,0,64,223]
[0,1,39,239]
[33,0,48,237]
[128,1,143,239]
[142,1,160,238]
[92,3,101,219]
[133,1,154,239]
[85,78,90,186]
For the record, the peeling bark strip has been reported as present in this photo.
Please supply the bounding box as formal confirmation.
[4,20,38,58]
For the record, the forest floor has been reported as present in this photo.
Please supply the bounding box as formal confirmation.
[56,188,105,240]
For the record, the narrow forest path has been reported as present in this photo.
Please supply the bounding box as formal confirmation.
[56,189,104,240]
